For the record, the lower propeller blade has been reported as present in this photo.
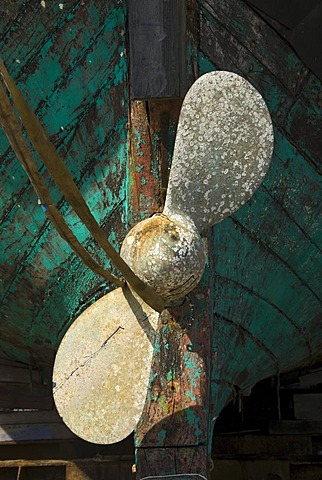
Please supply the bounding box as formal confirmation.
[53,286,159,444]
[164,71,274,232]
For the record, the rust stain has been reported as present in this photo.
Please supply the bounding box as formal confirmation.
[129,99,182,223]
[129,101,161,223]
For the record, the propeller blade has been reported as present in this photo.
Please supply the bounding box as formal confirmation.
[53,286,159,444]
[164,71,274,232]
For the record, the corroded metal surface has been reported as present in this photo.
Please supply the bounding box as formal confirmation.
[121,214,206,302]
[53,286,159,444]
[129,99,182,221]
[164,71,274,232]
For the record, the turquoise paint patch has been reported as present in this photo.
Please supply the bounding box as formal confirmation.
[157,429,167,444]
[166,371,173,382]
[184,389,197,403]
[198,52,217,75]
[186,408,202,438]
[113,54,127,86]
[181,352,203,393]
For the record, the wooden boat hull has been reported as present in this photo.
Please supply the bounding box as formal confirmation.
[0,0,321,478]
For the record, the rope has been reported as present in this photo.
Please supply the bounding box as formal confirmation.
[0,78,123,287]
[0,58,165,312]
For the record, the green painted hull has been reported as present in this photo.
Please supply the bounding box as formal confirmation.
[0,0,321,445]
[1,0,129,366]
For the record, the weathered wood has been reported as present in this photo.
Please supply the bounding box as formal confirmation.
[129,101,163,222]
[129,99,182,223]
[197,0,322,458]
[269,420,322,435]
[0,360,52,409]
[67,460,134,480]
[0,410,59,425]
[0,4,321,480]
[0,459,134,480]
[0,0,129,367]
[263,129,321,246]
[246,0,322,82]
[290,463,322,480]
[0,383,52,409]
[199,0,322,171]
[286,92,322,170]
[199,10,293,130]
[128,95,213,478]
[66,462,120,480]
[0,457,134,468]
[0,409,78,444]
[146,99,183,207]
[135,273,213,478]
[0,365,41,384]
[197,18,320,400]
[234,191,321,296]
[213,434,313,459]
[0,421,75,444]
[286,3,322,82]
[128,0,186,99]
[136,446,209,478]
[246,0,320,29]
[293,394,322,421]
[0,460,81,469]
[211,459,291,480]
[20,465,66,480]
[200,0,309,94]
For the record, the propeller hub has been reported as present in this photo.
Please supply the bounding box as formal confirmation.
[121,214,206,303]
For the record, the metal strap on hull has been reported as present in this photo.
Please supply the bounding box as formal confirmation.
[0,75,122,287]
[0,58,165,312]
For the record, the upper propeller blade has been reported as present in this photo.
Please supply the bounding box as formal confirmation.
[53,286,159,444]
[163,71,274,232]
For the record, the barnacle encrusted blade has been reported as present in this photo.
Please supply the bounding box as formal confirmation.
[53,286,159,444]
[163,71,274,232]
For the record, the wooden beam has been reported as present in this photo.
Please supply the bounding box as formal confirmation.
[128,98,182,223]
[135,279,213,478]
[270,420,322,435]
[0,410,59,425]
[0,360,52,409]
[128,0,186,99]
[0,422,75,444]
[0,410,75,443]
[0,365,41,384]
[0,458,134,480]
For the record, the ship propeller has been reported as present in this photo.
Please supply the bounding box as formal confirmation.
[52,71,274,444]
